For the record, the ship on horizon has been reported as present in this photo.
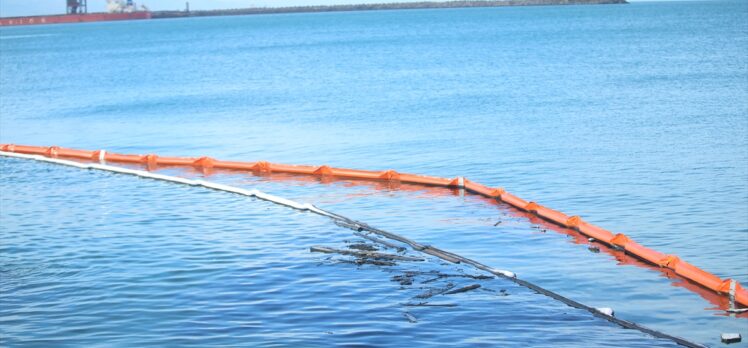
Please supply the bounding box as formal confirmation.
[0,0,151,27]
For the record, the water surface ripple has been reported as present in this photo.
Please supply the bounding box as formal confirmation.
[1,1,747,346]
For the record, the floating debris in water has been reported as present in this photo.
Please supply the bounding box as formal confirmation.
[357,259,397,266]
[421,273,493,284]
[310,246,424,261]
[444,284,481,295]
[421,276,442,284]
[353,232,406,252]
[403,302,458,307]
[392,274,413,286]
[312,236,505,328]
[721,333,741,344]
[347,243,378,251]
[414,282,455,299]
[335,259,397,267]
[482,288,509,296]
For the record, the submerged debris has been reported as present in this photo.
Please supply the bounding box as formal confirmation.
[403,270,443,276]
[444,284,481,295]
[347,243,378,251]
[421,276,442,284]
[481,288,509,296]
[310,246,424,261]
[414,282,455,299]
[392,274,414,286]
[312,234,500,326]
[334,258,397,267]
[353,232,406,252]
[403,302,458,307]
[420,273,493,284]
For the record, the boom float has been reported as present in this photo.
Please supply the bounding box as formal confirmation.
[0,150,710,348]
[1,144,746,310]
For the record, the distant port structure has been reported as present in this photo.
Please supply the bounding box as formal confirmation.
[0,0,151,26]
[1,0,626,26]
[66,0,87,14]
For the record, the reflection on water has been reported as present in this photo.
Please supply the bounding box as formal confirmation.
[1,1,747,346]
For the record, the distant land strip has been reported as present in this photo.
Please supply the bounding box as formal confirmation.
[152,0,628,19]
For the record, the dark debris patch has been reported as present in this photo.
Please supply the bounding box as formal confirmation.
[310,237,507,324]
[403,302,458,307]
[444,284,481,295]
[347,243,378,251]
[403,312,418,323]
[392,274,414,286]
[414,282,456,299]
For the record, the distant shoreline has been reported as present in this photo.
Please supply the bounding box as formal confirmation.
[152,0,628,19]
[0,0,628,27]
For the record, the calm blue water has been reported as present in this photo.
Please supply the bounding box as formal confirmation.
[1,1,747,346]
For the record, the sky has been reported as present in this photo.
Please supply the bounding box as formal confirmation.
[0,0,447,17]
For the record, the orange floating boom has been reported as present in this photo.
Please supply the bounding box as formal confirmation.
[1,143,746,308]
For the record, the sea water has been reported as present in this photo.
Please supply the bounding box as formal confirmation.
[1,1,746,346]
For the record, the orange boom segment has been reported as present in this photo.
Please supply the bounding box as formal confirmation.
[499,192,529,210]
[400,173,452,186]
[12,144,47,155]
[328,167,382,180]
[464,180,498,197]
[267,163,317,175]
[624,241,666,265]
[158,156,196,166]
[57,147,91,159]
[674,261,725,293]
[105,153,143,163]
[534,206,570,226]
[578,223,615,244]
